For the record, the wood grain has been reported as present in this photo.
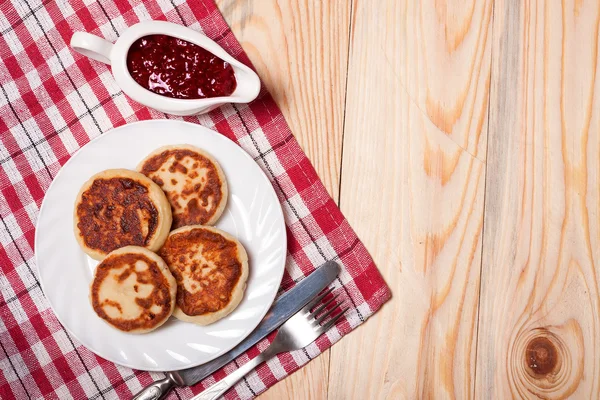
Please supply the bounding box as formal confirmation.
[216,0,350,200]
[215,1,351,399]
[217,0,600,398]
[328,0,492,399]
[475,0,600,398]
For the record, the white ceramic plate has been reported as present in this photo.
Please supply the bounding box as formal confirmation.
[35,120,286,371]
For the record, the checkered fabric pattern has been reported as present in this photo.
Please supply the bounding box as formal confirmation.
[0,1,391,399]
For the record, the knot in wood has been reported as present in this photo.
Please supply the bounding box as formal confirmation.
[526,336,558,376]
[512,324,583,399]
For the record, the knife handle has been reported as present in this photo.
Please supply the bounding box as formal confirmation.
[131,372,183,400]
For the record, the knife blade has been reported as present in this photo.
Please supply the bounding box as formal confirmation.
[132,261,340,400]
[175,260,340,384]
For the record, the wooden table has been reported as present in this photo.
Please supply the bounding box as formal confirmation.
[217,1,600,398]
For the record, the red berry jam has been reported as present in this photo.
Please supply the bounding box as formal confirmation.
[126,35,237,99]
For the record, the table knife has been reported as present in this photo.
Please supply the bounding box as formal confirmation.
[132,261,341,400]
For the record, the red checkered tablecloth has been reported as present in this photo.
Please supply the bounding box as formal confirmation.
[0,1,391,399]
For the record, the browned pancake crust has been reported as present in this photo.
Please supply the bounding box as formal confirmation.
[158,227,242,316]
[90,252,173,331]
[139,149,224,228]
[76,177,158,253]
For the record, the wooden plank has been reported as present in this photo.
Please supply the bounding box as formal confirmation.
[215,1,351,398]
[216,0,350,199]
[475,0,600,398]
[328,0,492,398]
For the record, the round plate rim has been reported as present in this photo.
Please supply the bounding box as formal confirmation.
[34,119,286,371]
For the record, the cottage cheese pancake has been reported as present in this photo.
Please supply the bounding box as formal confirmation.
[137,145,227,229]
[158,225,248,325]
[89,246,177,333]
[74,169,172,260]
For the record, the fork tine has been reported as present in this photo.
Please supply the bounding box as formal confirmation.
[303,287,334,312]
[319,307,349,332]
[310,293,341,318]
[314,302,342,325]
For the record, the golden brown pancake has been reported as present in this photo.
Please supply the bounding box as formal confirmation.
[137,145,228,229]
[89,246,177,333]
[74,169,172,260]
[158,225,248,325]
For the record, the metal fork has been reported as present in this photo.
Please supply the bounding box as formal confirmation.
[191,287,348,400]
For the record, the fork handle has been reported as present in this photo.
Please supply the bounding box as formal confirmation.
[191,346,278,400]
